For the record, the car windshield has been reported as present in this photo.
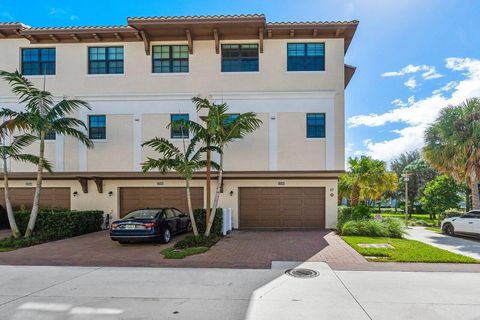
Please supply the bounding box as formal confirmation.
[123,209,159,220]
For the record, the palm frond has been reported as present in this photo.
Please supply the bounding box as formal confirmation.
[9,154,53,173]
[48,100,91,119]
[142,137,181,155]
[51,117,88,131]
[141,157,178,173]
[51,126,93,148]
[9,134,38,152]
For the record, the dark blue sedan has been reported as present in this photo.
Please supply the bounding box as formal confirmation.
[110,208,192,244]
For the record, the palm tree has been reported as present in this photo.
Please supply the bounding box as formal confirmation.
[0,70,93,237]
[423,98,480,209]
[141,137,219,236]
[0,132,52,238]
[343,156,394,206]
[200,107,261,237]
[176,97,262,236]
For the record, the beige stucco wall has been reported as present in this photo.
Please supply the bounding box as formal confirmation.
[10,140,56,172]
[0,38,345,96]
[6,178,338,229]
[87,114,133,171]
[222,113,269,171]
[277,112,326,170]
[0,37,346,173]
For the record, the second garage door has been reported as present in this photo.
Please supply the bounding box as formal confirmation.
[0,187,71,210]
[239,187,325,229]
[119,187,204,218]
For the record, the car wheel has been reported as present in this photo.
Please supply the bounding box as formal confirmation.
[161,227,172,244]
[443,223,455,236]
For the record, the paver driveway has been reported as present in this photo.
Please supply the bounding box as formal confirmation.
[0,229,365,269]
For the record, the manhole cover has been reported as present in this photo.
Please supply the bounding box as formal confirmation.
[358,243,394,249]
[285,268,319,278]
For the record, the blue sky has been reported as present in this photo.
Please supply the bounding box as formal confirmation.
[1,0,479,165]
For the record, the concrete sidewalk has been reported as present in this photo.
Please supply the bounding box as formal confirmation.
[0,264,479,319]
[406,227,480,260]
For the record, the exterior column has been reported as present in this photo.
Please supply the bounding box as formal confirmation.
[268,112,278,170]
[133,113,142,171]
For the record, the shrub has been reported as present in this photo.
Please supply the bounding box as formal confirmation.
[337,206,353,230]
[193,208,223,236]
[14,209,104,240]
[352,205,371,221]
[174,235,220,249]
[0,236,44,249]
[337,205,371,230]
[341,218,404,238]
[440,209,464,220]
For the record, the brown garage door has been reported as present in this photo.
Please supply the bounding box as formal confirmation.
[239,187,325,229]
[119,187,204,218]
[0,187,71,210]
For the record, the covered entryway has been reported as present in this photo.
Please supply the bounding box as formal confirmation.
[239,187,325,229]
[0,187,71,210]
[119,187,204,218]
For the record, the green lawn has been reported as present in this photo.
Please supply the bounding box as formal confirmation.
[161,247,209,259]
[425,227,442,233]
[342,236,478,263]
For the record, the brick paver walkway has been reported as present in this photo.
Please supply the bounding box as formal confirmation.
[0,229,365,269]
[1,229,478,271]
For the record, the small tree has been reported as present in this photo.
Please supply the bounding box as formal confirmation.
[141,137,219,237]
[420,175,462,219]
[0,133,52,238]
[0,70,93,237]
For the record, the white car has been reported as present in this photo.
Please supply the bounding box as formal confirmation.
[441,210,480,238]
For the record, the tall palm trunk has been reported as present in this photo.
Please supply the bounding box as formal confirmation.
[3,155,20,238]
[351,184,360,206]
[25,130,45,237]
[470,169,480,210]
[205,151,223,237]
[185,179,199,236]
[206,148,211,225]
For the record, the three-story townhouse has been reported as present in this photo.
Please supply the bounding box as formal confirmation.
[0,14,358,229]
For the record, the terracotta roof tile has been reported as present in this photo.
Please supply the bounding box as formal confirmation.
[25,25,133,31]
[127,14,265,21]
[267,20,359,26]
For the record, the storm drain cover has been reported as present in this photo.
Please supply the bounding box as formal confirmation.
[358,243,394,249]
[285,268,319,278]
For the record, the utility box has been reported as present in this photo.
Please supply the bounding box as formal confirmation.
[222,208,233,236]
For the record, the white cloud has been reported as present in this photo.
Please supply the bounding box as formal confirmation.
[422,68,443,80]
[49,7,78,21]
[433,81,458,95]
[349,57,480,162]
[382,64,442,80]
[404,77,417,89]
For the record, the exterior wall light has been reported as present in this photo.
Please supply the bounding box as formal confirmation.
[229,190,234,196]
[73,191,79,197]
[108,191,113,197]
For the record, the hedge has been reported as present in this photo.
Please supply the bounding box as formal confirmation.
[14,209,104,240]
[193,208,223,236]
[340,218,405,238]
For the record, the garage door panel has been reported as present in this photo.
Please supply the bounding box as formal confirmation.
[239,187,325,229]
[119,187,203,218]
[0,188,71,210]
